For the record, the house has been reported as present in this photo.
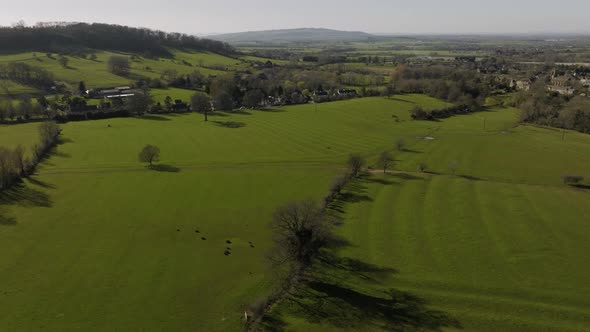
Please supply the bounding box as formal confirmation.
[548,85,575,96]
[337,89,357,97]
[511,79,531,91]
[313,91,329,97]
[551,72,574,87]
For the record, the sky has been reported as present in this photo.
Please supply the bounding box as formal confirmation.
[1,0,590,35]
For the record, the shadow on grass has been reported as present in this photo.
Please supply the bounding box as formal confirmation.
[259,108,286,113]
[0,181,52,208]
[259,172,462,331]
[292,281,462,332]
[367,177,398,185]
[387,97,416,104]
[149,164,181,173]
[212,120,246,128]
[207,111,230,117]
[402,148,423,154]
[339,192,373,203]
[572,184,590,190]
[27,176,56,189]
[267,249,461,332]
[458,174,482,181]
[138,115,171,121]
[223,110,252,116]
[389,172,425,181]
[0,212,17,226]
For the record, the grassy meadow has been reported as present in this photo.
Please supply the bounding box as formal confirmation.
[0,51,240,95]
[1,95,590,331]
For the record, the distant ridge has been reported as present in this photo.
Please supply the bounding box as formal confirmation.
[210,28,374,43]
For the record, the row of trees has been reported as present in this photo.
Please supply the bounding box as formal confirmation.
[247,154,369,328]
[0,99,49,122]
[0,122,59,190]
[513,82,590,133]
[0,62,54,90]
[0,23,234,57]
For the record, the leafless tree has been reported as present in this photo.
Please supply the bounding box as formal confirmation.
[448,161,459,175]
[395,138,406,152]
[0,147,16,189]
[377,151,393,174]
[269,200,331,268]
[348,154,365,178]
[418,162,428,173]
[12,145,28,177]
[107,55,130,76]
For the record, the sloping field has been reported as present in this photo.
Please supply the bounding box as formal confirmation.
[0,96,448,331]
[1,96,589,331]
[0,51,235,93]
[268,100,590,332]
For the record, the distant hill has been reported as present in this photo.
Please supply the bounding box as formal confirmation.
[0,23,234,57]
[210,28,374,43]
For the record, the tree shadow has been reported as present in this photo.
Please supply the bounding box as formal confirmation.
[290,281,462,332]
[149,164,181,173]
[457,174,482,181]
[367,177,398,185]
[0,212,17,226]
[387,97,416,104]
[207,111,230,117]
[223,110,252,116]
[27,176,56,189]
[0,181,52,208]
[259,108,286,113]
[402,148,423,154]
[138,115,171,121]
[572,184,590,190]
[339,192,373,203]
[389,173,424,181]
[318,252,397,283]
[212,121,246,128]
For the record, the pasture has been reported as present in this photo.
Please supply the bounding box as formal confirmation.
[0,51,240,95]
[1,95,590,331]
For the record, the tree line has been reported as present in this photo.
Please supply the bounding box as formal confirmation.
[0,121,59,191]
[0,23,234,57]
[0,62,54,90]
[511,82,590,134]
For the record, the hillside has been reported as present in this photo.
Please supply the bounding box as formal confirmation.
[0,23,234,57]
[210,28,374,43]
[2,97,590,331]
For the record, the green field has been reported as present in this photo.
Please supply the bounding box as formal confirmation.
[0,51,239,94]
[1,95,590,331]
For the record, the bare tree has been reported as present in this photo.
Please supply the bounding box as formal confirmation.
[270,200,331,268]
[448,161,459,175]
[377,151,393,174]
[58,55,69,68]
[13,145,28,177]
[138,145,160,167]
[418,162,428,173]
[0,147,16,189]
[191,92,212,121]
[347,154,365,178]
[330,175,348,194]
[395,138,406,152]
[107,55,130,76]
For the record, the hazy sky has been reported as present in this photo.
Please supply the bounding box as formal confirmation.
[2,0,589,35]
